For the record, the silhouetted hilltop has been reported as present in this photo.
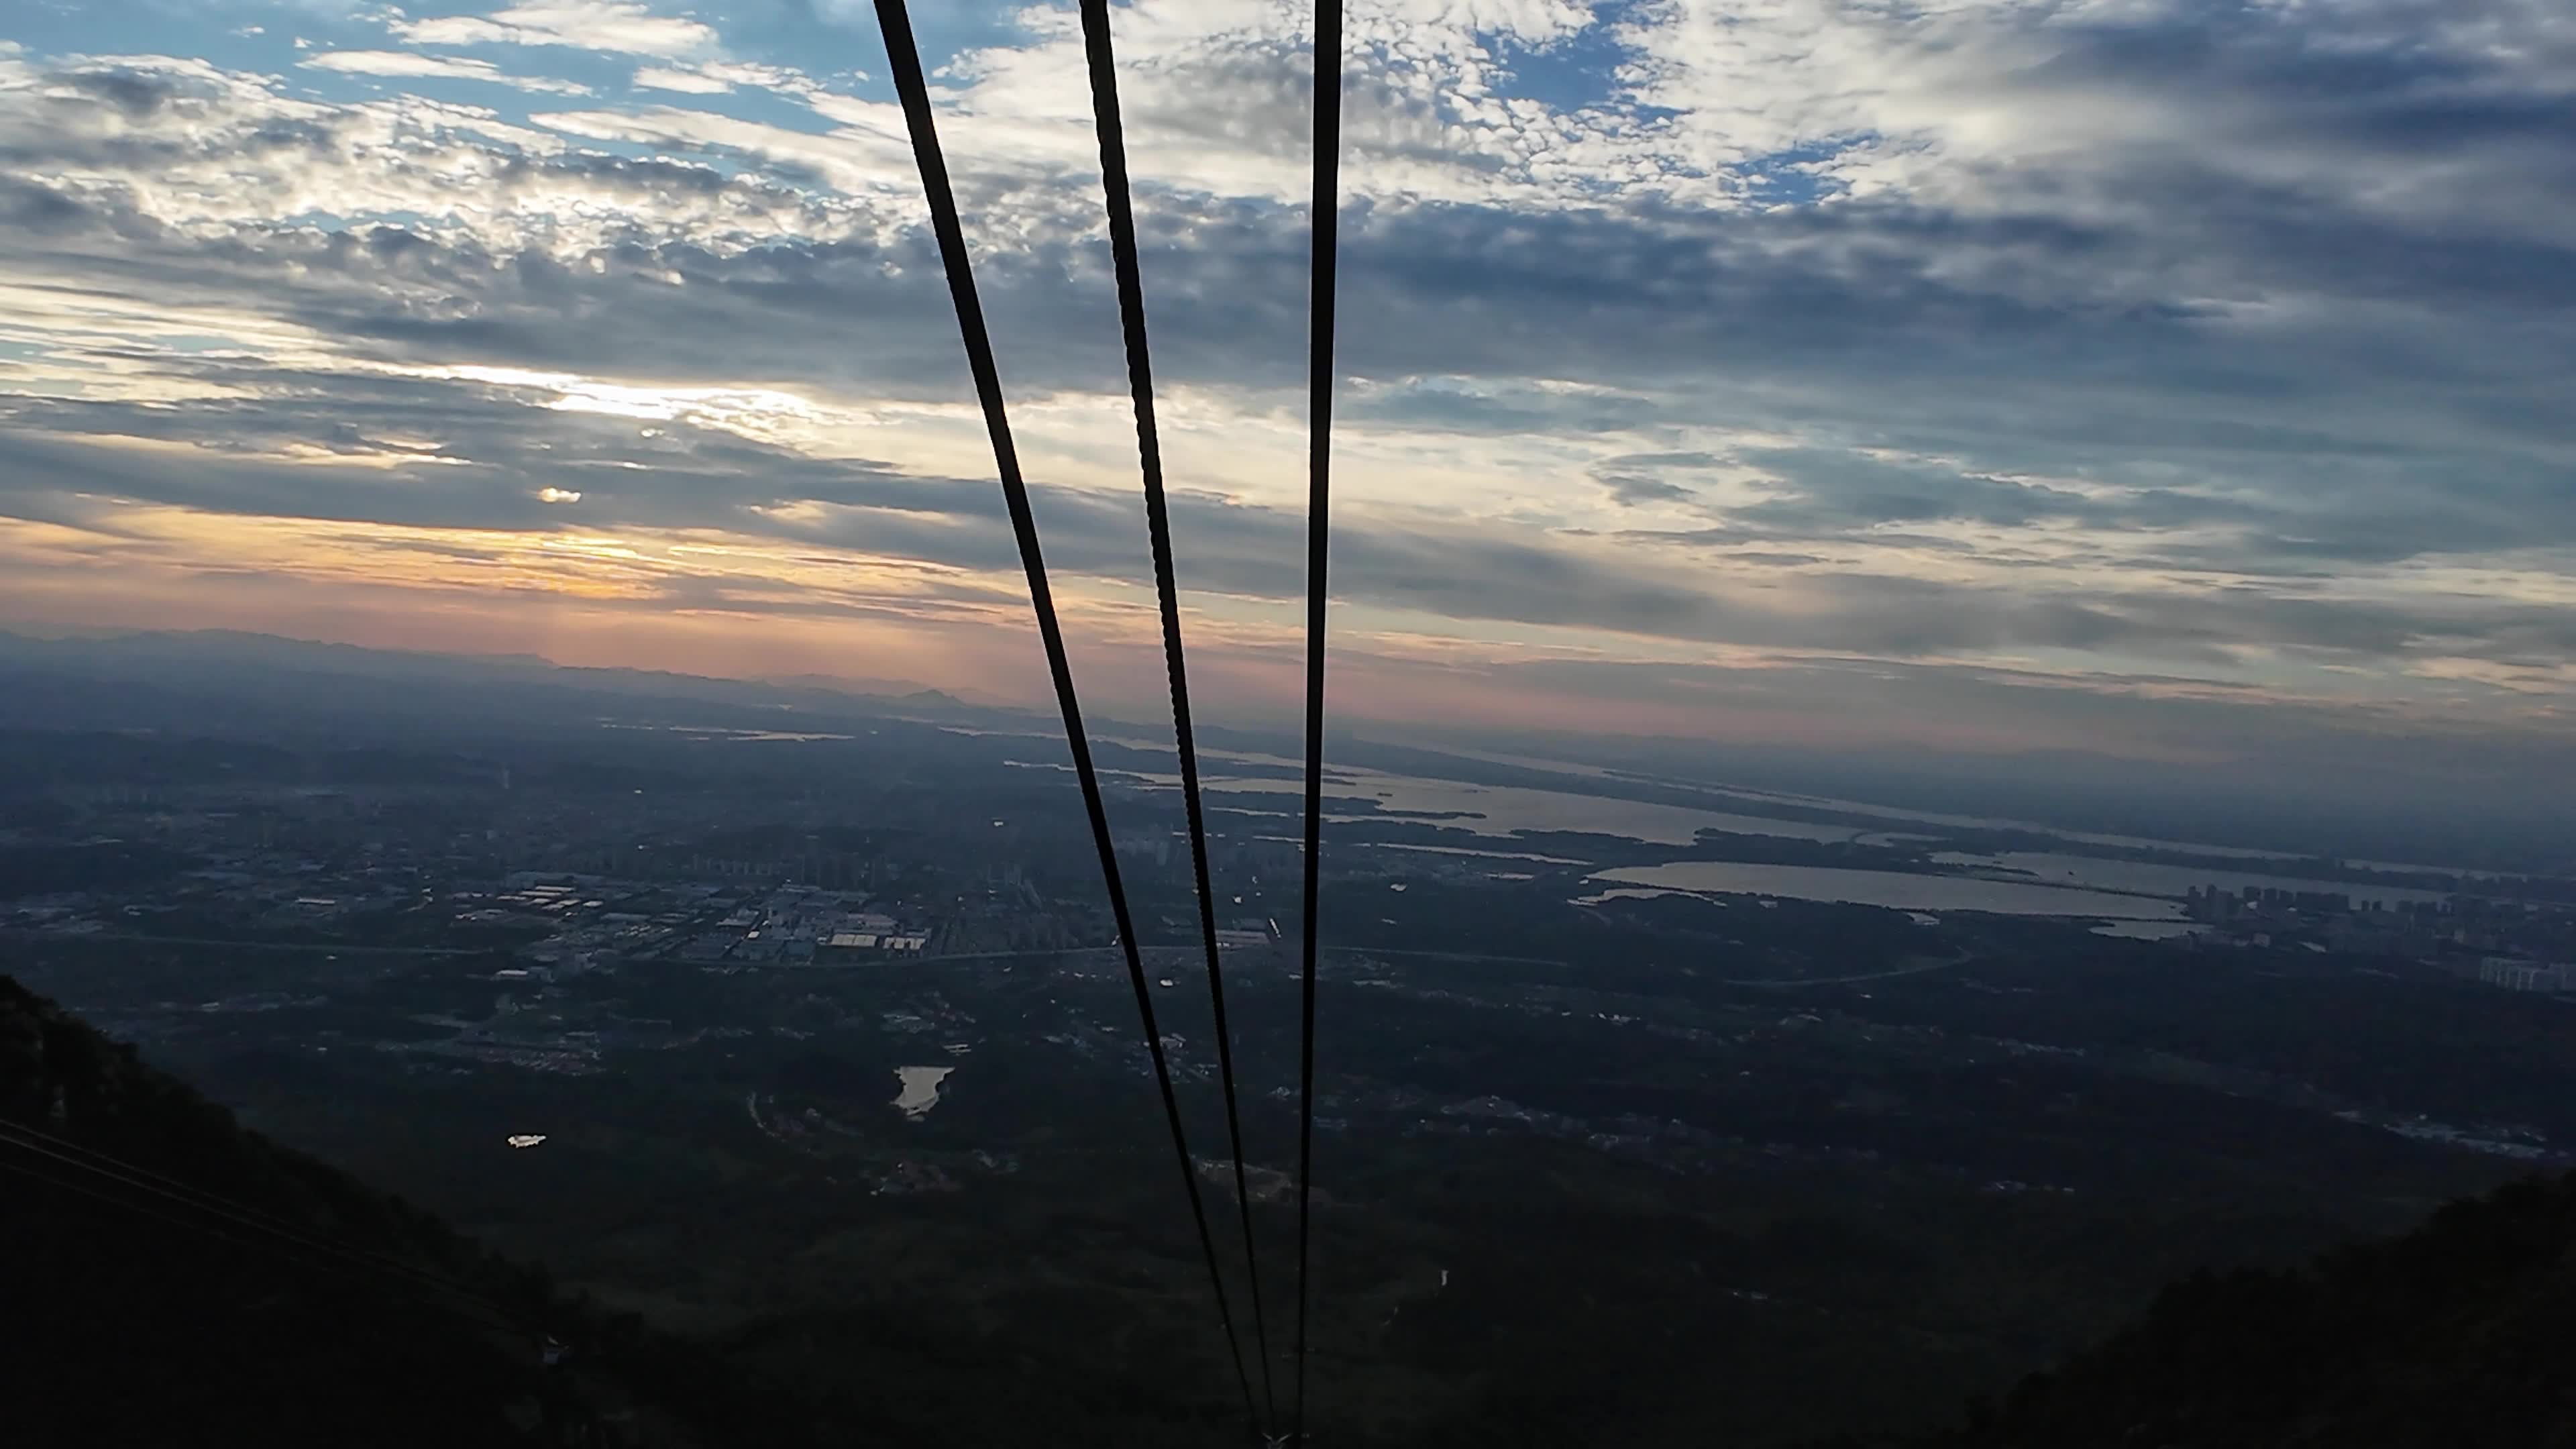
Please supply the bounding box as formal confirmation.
[1829,1170,2576,1449]
[0,975,808,1449]
[0,975,1253,1448]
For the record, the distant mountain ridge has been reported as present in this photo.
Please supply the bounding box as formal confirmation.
[0,626,2561,873]
[0,626,956,704]
[0,627,1010,741]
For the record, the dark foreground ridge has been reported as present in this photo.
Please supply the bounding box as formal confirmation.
[11,969,2575,1448]
[0,974,810,1449]
[1827,1173,2576,1449]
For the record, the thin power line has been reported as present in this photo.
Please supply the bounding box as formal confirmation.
[1293,0,1346,1442]
[0,1141,617,1439]
[0,1126,526,1334]
[0,1152,406,1295]
[868,0,1261,1432]
[0,1119,515,1316]
[1077,0,1278,1434]
[0,1114,424,1252]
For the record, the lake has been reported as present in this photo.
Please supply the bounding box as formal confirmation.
[1932,851,2447,906]
[1014,735,2509,892]
[892,1065,953,1120]
[1588,862,2190,920]
[2092,920,2206,941]
[1165,765,1861,846]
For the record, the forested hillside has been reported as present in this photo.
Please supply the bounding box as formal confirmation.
[14,967,2575,1449]
[0,975,804,1448]
[1830,1171,2576,1448]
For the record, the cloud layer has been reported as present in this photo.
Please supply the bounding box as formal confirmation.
[0,0,2571,804]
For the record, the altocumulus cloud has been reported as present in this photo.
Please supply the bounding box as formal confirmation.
[0,0,2569,797]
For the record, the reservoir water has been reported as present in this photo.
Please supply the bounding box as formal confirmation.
[892,1065,953,1120]
[1588,862,2189,921]
[1163,764,1860,846]
[997,731,2510,909]
[1931,851,2445,906]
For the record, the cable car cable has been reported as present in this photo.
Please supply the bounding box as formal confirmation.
[1075,0,1278,1430]
[870,0,1261,1431]
[1291,0,1345,1440]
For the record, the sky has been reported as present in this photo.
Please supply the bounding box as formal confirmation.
[1,0,2572,804]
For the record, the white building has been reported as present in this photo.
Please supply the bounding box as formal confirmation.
[2477,957,2571,992]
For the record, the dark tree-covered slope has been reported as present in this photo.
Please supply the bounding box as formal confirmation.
[16,961,2576,1449]
[1831,1171,2576,1449]
[0,975,809,1449]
